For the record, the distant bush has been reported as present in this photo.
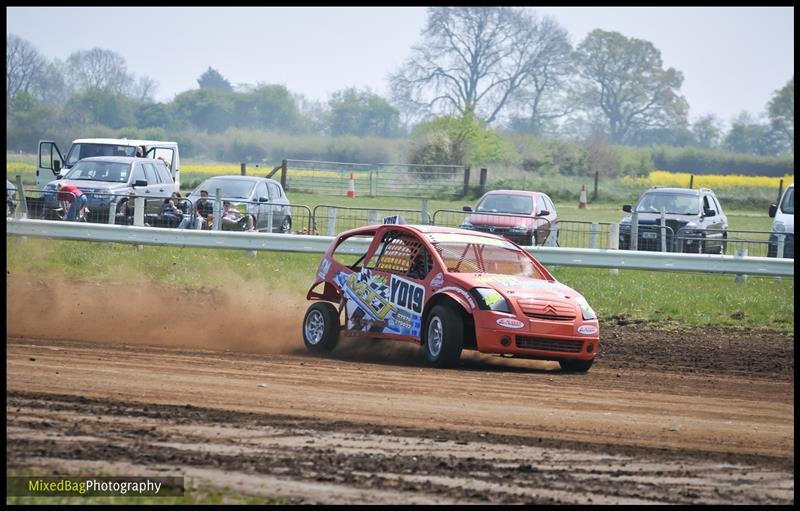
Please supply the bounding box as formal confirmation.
[651,146,794,176]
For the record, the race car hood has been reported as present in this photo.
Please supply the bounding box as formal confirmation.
[447,273,581,303]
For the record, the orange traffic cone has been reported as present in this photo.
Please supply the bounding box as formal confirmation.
[578,184,587,209]
[346,173,356,198]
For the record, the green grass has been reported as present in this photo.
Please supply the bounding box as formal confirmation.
[7,237,793,333]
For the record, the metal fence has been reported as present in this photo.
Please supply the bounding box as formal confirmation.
[312,204,433,236]
[283,159,473,198]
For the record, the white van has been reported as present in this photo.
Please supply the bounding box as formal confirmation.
[37,138,180,190]
[768,183,794,258]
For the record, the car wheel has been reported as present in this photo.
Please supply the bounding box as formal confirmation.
[559,358,594,373]
[281,216,292,234]
[302,302,340,353]
[424,305,463,368]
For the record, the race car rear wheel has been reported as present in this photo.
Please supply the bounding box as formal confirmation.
[303,302,340,353]
[424,305,463,368]
[558,358,594,373]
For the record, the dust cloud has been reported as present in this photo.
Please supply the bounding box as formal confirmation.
[6,271,307,355]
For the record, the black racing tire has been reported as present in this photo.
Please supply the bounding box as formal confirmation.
[423,304,463,368]
[281,216,292,234]
[302,302,340,353]
[559,358,594,373]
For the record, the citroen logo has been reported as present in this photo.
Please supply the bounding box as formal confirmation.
[544,304,556,315]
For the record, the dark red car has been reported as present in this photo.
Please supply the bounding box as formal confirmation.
[461,190,558,246]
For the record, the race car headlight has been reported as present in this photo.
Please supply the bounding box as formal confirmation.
[575,296,597,320]
[510,224,529,232]
[772,221,786,233]
[460,221,475,230]
[470,287,511,313]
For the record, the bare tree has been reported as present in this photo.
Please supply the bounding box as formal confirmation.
[6,34,48,97]
[66,47,133,94]
[390,7,572,126]
[575,30,689,144]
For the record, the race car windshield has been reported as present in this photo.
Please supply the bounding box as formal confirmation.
[431,239,545,278]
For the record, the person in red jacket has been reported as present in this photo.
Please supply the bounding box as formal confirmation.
[56,182,88,221]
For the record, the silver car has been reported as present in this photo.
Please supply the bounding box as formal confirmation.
[186,175,293,233]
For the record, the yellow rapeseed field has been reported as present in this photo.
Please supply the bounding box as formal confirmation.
[622,170,793,189]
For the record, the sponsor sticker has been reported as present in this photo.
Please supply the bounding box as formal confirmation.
[496,318,525,329]
[430,272,444,289]
[317,258,331,280]
[577,325,598,335]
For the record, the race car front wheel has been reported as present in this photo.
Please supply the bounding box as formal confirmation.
[302,302,340,353]
[424,305,463,368]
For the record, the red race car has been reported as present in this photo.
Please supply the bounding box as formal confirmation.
[303,223,599,372]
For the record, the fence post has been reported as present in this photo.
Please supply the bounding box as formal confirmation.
[281,159,288,192]
[368,210,380,225]
[212,188,222,231]
[590,222,599,249]
[463,167,471,197]
[630,212,639,251]
[108,199,117,225]
[777,179,784,204]
[240,163,247,176]
[660,207,667,252]
[369,171,375,197]
[479,168,488,195]
[608,223,619,276]
[133,196,145,227]
[267,204,274,233]
[777,233,785,259]
[326,208,337,236]
[421,198,429,225]
[689,175,694,189]
[734,248,748,283]
[14,175,28,219]
[592,171,599,201]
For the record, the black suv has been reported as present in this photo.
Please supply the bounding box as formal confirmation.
[619,187,728,254]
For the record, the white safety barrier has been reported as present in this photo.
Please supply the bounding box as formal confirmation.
[6,218,794,277]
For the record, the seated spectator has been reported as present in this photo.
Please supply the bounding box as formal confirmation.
[195,190,215,229]
[159,191,184,227]
[116,192,138,225]
[221,201,255,231]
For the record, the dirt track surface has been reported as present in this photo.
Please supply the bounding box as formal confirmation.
[5,275,795,504]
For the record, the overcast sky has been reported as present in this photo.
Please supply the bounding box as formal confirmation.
[6,6,794,125]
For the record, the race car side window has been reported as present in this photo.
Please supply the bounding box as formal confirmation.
[331,234,374,269]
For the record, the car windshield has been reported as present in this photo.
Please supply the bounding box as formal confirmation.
[194,180,255,200]
[780,187,794,214]
[64,161,130,183]
[428,233,545,278]
[66,144,136,166]
[476,194,533,215]
[635,192,699,215]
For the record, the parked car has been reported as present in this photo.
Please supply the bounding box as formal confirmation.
[302,223,599,372]
[768,183,794,258]
[42,156,178,221]
[186,175,292,233]
[460,190,558,246]
[7,179,17,217]
[620,187,728,254]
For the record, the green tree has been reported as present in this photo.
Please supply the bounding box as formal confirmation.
[63,89,135,129]
[574,29,689,144]
[767,77,793,153]
[66,47,134,95]
[408,113,519,167]
[326,87,402,137]
[6,91,58,151]
[197,66,233,92]
[232,84,303,132]
[691,114,723,149]
[723,112,783,156]
[172,88,234,133]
